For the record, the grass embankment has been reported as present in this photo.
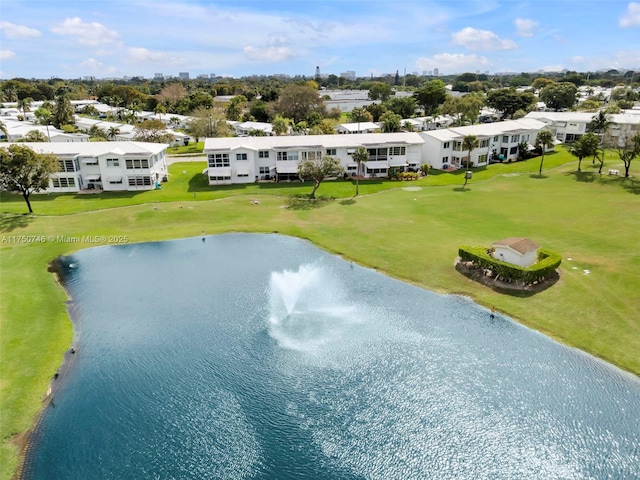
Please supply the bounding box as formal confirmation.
[0,150,600,215]
[1,151,639,478]
[166,141,204,155]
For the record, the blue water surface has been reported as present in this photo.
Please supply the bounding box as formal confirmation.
[26,234,640,479]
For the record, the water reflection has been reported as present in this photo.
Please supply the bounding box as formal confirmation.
[26,234,640,480]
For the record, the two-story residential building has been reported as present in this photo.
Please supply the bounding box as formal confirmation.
[524,111,595,143]
[203,133,425,185]
[420,118,547,169]
[525,110,640,146]
[7,142,169,193]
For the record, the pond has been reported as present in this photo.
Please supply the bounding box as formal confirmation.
[25,234,640,479]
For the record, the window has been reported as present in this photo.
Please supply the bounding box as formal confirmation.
[480,139,489,148]
[326,148,337,156]
[478,154,488,163]
[236,153,248,161]
[81,157,98,165]
[109,177,123,184]
[390,146,406,156]
[511,135,520,143]
[301,150,322,161]
[52,177,75,188]
[106,158,120,167]
[510,146,518,154]
[366,147,388,161]
[237,172,249,177]
[259,167,271,174]
[502,136,509,143]
[125,159,149,169]
[442,156,449,163]
[127,176,152,186]
[493,136,499,142]
[58,159,75,172]
[443,142,450,149]
[522,134,529,142]
[208,153,229,167]
[209,176,231,181]
[347,165,357,171]
[277,151,298,161]
[258,150,270,158]
[452,142,462,151]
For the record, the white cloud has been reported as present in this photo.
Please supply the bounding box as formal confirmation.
[0,49,16,60]
[415,53,489,73]
[620,2,640,27]
[452,27,517,51]
[51,17,119,46]
[0,21,41,38]
[125,47,185,67]
[539,64,565,72]
[243,46,297,62]
[79,58,118,75]
[514,18,539,37]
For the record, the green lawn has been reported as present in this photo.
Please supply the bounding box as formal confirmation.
[0,150,610,216]
[166,141,205,155]
[1,150,639,479]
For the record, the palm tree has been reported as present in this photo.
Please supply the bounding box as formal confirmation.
[272,114,290,136]
[535,130,555,176]
[461,135,479,169]
[565,132,600,172]
[107,126,121,140]
[351,146,369,196]
[22,130,49,142]
[17,97,33,118]
[587,111,612,172]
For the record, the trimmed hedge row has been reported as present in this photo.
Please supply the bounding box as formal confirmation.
[458,245,562,284]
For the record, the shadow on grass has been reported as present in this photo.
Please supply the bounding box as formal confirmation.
[455,262,559,297]
[619,176,640,195]
[565,171,640,194]
[339,198,357,206]
[567,171,597,183]
[452,186,472,192]
[0,213,34,232]
[529,174,548,179]
[285,196,335,210]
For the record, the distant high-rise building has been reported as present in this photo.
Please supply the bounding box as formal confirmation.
[433,68,439,76]
[340,70,356,80]
[178,72,190,80]
[154,73,164,80]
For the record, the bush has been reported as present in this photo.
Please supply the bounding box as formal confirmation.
[458,245,561,284]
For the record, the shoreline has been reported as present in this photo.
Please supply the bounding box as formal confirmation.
[13,257,79,480]
[6,219,639,477]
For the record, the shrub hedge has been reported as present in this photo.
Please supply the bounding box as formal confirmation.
[458,245,562,284]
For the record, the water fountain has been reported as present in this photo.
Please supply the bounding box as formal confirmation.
[267,264,360,352]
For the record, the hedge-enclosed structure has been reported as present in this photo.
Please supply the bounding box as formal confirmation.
[458,245,561,284]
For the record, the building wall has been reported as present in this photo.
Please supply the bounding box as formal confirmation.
[42,144,168,193]
[206,138,424,185]
[493,246,537,267]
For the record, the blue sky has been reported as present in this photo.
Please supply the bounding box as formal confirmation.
[1,0,639,79]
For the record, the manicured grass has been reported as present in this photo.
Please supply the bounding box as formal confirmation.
[1,151,639,478]
[0,150,605,216]
[166,142,205,155]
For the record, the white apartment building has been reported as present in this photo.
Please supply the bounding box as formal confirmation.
[203,133,425,185]
[7,141,169,193]
[420,118,547,169]
[525,111,640,146]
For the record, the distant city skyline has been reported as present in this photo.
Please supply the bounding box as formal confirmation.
[1,0,639,80]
